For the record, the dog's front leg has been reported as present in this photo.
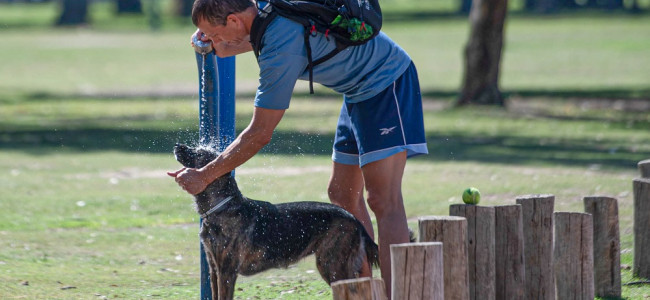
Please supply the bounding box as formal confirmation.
[208,265,219,300]
[215,256,239,300]
[216,271,238,300]
[201,239,220,300]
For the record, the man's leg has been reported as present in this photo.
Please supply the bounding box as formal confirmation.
[361,151,409,299]
[328,161,374,277]
[328,162,374,237]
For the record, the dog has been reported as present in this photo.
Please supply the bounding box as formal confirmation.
[172,144,380,300]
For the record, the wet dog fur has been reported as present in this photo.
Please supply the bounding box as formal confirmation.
[173,144,380,300]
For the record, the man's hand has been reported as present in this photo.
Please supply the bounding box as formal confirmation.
[167,167,210,195]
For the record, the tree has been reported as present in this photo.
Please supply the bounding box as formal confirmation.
[460,0,473,14]
[56,0,89,26]
[526,0,560,13]
[602,0,624,10]
[116,0,142,14]
[175,0,194,17]
[458,0,508,106]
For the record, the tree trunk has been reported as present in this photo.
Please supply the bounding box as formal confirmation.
[460,0,473,14]
[561,0,579,9]
[524,0,536,11]
[458,0,508,106]
[602,0,624,10]
[629,0,642,13]
[175,0,195,17]
[535,0,561,12]
[56,0,89,26]
[116,0,143,14]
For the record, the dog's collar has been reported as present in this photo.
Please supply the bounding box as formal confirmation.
[201,195,234,219]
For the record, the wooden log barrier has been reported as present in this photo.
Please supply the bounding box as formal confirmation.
[639,159,650,178]
[583,196,621,298]
[390,242,444,300]
[332,277,387,300]
[418,216,470,300]
[516,194,555,300]
[554,212,595,299]
[634,178,650,278]
[494,205,526,299]
[449,204,495,300]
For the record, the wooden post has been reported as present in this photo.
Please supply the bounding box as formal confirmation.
[494,205,526,299]
[449,204,496,300]
[419,216,470,300]
[390,242,444,300]
[634,178,650,278]
[583,196,621,298]
[332,278,387,300]
[516,194,555,300]
[554,212,595,299]
[639,159,650,178]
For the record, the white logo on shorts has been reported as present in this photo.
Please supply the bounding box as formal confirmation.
[379,126,397,135]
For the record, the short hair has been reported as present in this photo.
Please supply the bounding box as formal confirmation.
[192,0,254,26]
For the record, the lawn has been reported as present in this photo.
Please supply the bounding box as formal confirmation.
[1,1,650,299]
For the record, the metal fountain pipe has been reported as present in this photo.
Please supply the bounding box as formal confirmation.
[193,35,236,300]
[192,34,214,55]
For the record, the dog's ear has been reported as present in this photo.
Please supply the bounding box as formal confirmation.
[193,147,219,168]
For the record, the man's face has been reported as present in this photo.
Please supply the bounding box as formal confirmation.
[197,15,246,45]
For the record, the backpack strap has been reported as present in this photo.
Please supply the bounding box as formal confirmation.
[304,28,348,93]
[250,1,277,60]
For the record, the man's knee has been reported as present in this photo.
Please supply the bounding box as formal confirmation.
[366,193,404,217]
[328,185,362,208]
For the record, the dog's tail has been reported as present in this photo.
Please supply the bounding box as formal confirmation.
[362,230,380,268]
[361,227,414,269]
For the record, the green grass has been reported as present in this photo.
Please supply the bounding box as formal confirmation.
[1,96,649,299]
[1,2,650,299]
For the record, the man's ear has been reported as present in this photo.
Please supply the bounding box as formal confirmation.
[226,13,240,27]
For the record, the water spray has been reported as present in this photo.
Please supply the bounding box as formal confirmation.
[193,34,236,300]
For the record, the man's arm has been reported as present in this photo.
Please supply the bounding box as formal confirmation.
[169,107,285,195]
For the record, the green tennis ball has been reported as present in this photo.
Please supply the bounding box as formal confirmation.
[462,187,481,205]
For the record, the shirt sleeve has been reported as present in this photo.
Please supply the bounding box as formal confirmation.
[254,20,308,110]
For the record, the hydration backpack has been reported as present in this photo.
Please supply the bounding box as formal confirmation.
[249,0,382,93]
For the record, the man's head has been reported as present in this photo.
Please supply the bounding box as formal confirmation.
[191,0,255,45]
[192,0,254,27]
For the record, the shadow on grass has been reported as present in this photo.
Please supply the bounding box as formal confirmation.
[15,87,650,104]
[1,125,647,170]
[2,87,649,168]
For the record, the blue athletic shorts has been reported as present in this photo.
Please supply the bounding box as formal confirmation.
[332,62,428,167]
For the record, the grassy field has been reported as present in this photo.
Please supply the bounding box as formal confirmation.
[1,1,650,299]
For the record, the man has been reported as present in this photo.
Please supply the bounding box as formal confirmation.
[168,0,427,296]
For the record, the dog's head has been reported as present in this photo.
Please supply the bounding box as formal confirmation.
[173,143,219,169]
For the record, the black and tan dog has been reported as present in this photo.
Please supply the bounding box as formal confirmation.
[173,144,379,300]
